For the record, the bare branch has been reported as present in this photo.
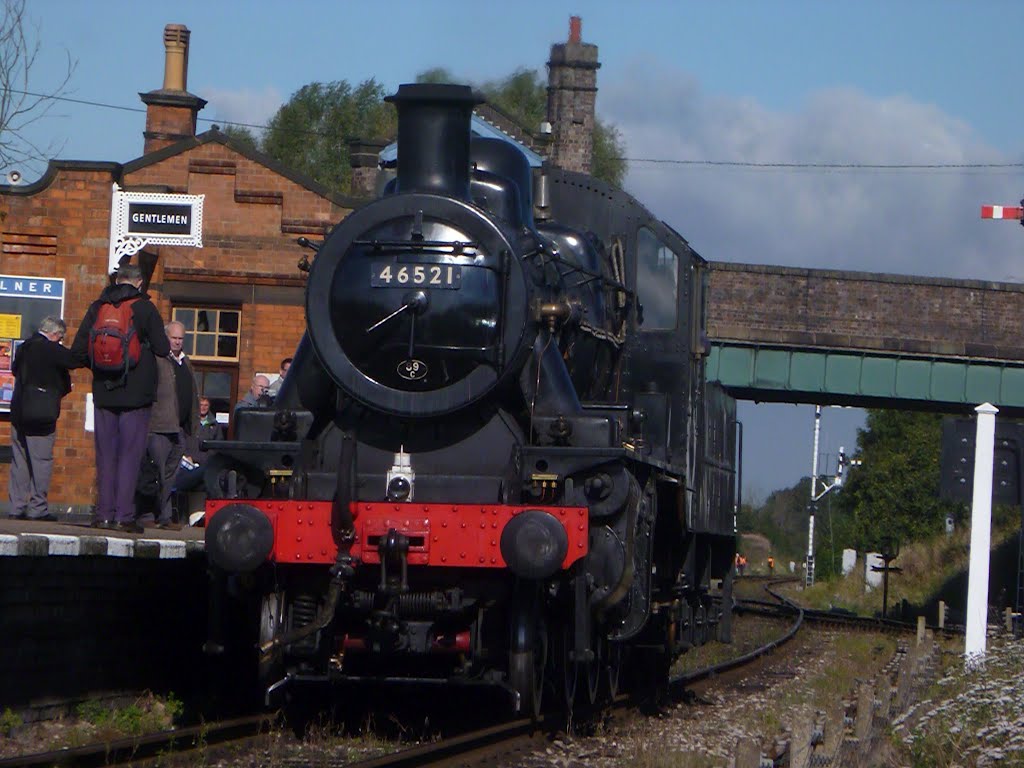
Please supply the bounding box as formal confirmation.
[0,0,76,171]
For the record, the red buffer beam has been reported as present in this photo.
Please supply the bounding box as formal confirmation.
[981,205,1024,220]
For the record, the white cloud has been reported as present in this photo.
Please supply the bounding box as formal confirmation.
[601,62,1024,282]
[599,62,1024,495]
[200,85,283,134]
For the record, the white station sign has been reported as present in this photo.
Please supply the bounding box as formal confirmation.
[108,183,205,272]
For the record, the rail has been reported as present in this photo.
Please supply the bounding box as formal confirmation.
[1,593,825,768]
[0,713,275,768]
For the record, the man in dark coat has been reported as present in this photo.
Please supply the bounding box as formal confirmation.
[174,396,225,494]
[71,264,170,532]
[145,320,200,529]
[8,316,82,521]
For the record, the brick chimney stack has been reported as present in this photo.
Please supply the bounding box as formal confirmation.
[348,138,388,198]
[546,16,600,175]
[140,24,207,155]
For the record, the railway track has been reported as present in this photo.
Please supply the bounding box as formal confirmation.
[1,607,802,768]
[0,713,276,768]
[739,577,964,639]
[330,607,808,768]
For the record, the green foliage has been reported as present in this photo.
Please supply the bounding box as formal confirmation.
[739,409,967,582]
[835,410,958,552]
[812,492,857,581]
[75,699,107,724]
[593,119,627,187]
[221,123,259,153]
[479,68,548,134]
[258,64,627,194]
[738,479,810,564]
[74,692,181,737]
[0,707,22,735]
[260,78,396,196]
[415,67,457,84]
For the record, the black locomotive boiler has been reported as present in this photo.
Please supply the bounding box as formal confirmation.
[203,83,739,716]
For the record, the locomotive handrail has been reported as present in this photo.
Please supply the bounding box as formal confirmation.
[355,239,481,254]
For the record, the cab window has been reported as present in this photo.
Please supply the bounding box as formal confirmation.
[636,227,678,330]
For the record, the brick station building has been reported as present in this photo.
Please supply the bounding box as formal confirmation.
[0,20,600,512]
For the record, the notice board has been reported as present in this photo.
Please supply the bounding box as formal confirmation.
[0,274,66,411]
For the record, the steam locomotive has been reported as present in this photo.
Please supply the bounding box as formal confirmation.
[203,83,739,716]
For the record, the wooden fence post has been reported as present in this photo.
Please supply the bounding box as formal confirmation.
[734,737,762,768]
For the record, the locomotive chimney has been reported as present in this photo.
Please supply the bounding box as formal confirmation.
[140,24,207,155]
[385,83,482,200]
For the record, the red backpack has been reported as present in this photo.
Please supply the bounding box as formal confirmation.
[89,298,142,375]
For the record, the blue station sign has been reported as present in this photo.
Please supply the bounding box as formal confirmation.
[0,275,65,300]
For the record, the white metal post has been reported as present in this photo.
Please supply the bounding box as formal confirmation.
[965,402,998,668]
[806,406,821,587]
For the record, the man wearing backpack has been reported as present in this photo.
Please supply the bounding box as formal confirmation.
[71,264,170,532]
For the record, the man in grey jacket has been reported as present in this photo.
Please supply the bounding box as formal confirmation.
[145,321,199,529]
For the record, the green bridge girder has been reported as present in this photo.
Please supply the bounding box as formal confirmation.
[707,342,1024,416]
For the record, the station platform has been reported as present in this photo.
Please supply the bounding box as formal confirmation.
[0,516,205,558]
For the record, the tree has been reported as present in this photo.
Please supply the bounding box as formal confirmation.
[592,120,626,188]
[480,68,547,134]
[833,410,958,552]
[220,123,259,154]
[0,0,75,171]
[478,68,627,187]
[257,66,628,195]
[415,67,455,85]
[738,477,812,565]
[260,79,396,195]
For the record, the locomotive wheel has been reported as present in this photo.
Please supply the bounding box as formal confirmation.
[584,631,603,706]
[694,603,708,647]
[605,640,624,699]
[258,590,286,684]
[509,598,547,718]
[555,622,578,710]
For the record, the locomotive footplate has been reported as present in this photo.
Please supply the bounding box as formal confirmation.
[205,499,589,569]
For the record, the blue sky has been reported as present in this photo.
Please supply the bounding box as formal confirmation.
[12,1,1024,500]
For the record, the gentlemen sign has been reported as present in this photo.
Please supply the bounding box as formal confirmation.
[127,203,193,235]
[108,184,204,272]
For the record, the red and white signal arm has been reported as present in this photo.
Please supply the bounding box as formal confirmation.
[108,183,205,273]
[980,205,1024,220]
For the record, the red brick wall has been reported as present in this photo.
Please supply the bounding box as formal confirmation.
[707,262,1024,361]
[124,140,348,403]
[245,303,306,380]
[1,140,352,510]
[1,165,121,509]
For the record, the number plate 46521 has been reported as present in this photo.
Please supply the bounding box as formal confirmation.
[371,263,462,289]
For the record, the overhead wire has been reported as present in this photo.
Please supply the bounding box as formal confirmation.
[10,87,1024,175]
[625,157,1024,170]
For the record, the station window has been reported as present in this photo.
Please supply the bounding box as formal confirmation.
[636,227,678,330]
[190,364,238,421]
[172,306,241,362]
